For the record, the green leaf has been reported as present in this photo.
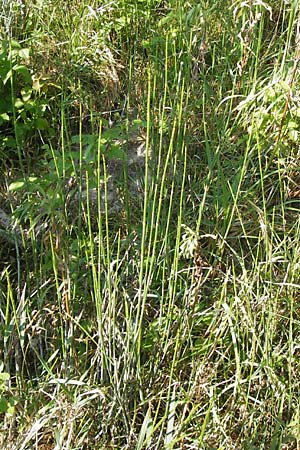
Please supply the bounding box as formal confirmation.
[2,69,12,85]
[135,407,154,449]
[102,127,123,140]
[10,40,21,50]
[28,176,39,183]
[288,129,298,142]
[132,119,147,128]
[0,59,10,78]
[0,372,10,381]
[8,181,26,191]
[3,136,16,148]
[0,112,9,121]
[14,98,24,109]
[108,143,127,160]
[9,177,39,192]
[6,404,15,416]
[0,397,8,413]
[35,117,49,130]
[21,87,32,102]
[13,64,32,83]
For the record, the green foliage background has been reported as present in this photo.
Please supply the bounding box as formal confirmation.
[1,0,300,449]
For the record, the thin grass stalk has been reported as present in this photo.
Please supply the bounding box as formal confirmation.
[133,69,152,380]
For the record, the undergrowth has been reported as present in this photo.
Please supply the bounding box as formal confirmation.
[1,0,300,449]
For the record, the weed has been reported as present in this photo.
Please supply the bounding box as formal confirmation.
[1,1,300,449]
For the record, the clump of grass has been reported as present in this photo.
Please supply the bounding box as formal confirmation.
[2,0,300,449]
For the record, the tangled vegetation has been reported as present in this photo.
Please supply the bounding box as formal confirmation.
[1,0,300,448]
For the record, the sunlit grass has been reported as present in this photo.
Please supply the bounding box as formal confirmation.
[1,0,300,449]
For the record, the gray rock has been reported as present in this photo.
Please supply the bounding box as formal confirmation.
[78,137,151,214]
